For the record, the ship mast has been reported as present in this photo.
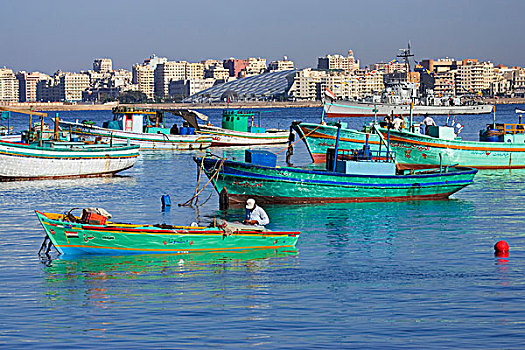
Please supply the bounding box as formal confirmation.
[397,42,414,73]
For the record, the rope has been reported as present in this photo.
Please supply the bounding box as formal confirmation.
[179,158,225,207]
[275,123,323,154]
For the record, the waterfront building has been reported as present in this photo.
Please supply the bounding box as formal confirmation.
[223,58,250,78]
[185,62,205,80]
[15,71,49,102]
[512,68,525,96]
[132,64,154,99]
[205,64,230,80]
[93,58,113,73]
[370,62,407,74]
[240,58,267,77]
[169,78,215,98]
[143,54,167,71]
[433,71,456,96]
[60,72,90,102]
[268,57,294,71]
[154,61,186,98]
[318,50,359,73]
[0,68,19,103]
[455,59,495,95]
[288,69,326,101]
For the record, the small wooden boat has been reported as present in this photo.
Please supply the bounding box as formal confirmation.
[174,109,290,146]
[195,146,478,207]
[59,106,212,150]
[0,109,139,181]
[35,209,300,255]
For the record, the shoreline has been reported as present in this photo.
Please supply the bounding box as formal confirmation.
[2,97,523,112]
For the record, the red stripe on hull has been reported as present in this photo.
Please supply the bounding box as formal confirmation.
[226,192,456,207]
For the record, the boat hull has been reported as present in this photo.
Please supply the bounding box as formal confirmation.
[60,121,212,150]
[197,157,477,205]
[324,101,494,118]
[198,125,289,146]
[0,140,139,181]
[382,129,525,170]
[36,211,300,255]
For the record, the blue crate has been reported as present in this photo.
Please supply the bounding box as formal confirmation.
[245,150,277,167]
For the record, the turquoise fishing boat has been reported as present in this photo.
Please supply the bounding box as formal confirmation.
[294,108,525,169]
[36,209,300,255]
[194,146,477,207]
[175,109,290,146]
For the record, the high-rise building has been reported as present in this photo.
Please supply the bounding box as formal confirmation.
[0,68,19,103]
[143,54,167,71]
[455,59,495,95]
[93,58,113,73]
[132,64,154,98]
[60,73,90,102]
[15,71,49,102]
[185,62,204,80]
[154,61,187,97]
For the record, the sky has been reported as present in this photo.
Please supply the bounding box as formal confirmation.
[1,0,524,74]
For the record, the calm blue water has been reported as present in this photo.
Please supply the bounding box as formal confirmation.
[1,105,525,349]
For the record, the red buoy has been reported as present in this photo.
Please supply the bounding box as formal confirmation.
[494,240,509,256]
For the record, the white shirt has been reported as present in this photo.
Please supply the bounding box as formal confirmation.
[423,117,436,126]
[392,118,403,130]
[245,205,270,226]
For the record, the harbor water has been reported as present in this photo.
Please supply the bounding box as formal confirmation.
[1,105,525,348]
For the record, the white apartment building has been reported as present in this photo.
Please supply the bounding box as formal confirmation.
[205,64,230,80]
[15,71,49,102]
[0,68,19,103]
[132,64,154,98]
[93,58,113,73]
[433,71,456,96]
[241,58,267,77]
[169,78,215,97]
[318,50,359,73]
[288,69,326,100]
[60,73,90,102]
[143,54,167,71]
[154,61,186,97]
[268,58,294,71]
[455,60,495,95]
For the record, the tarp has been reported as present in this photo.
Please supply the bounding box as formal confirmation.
[165,109,209,130]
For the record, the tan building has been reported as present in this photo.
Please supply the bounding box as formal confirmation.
[205,64,229,80]
[132,64,154,98]
[93,58,113,73]
[60,73,90,102]
[0,68,19,103]
[239,58,267,77]
[318,50,359,73]
[288,69,325,100]
[185,62,204,80]
[455,60,495,95]
[15,71,49,102]
[154,61,186,97]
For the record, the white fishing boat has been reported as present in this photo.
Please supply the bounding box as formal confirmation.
[0,109,139,181]
[60,106,212,150]
[173,109,290,146]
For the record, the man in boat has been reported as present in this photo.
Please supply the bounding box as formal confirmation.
[392,115,404,130]
[422,114,436,135]
[244,198,270,226]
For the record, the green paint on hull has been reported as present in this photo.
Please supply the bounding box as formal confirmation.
[36,211,299,255]
[197,157,477,204]
[381,128,525,169]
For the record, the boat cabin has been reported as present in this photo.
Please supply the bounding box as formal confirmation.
[326,146,396,176]
[222,110,265,133]
[106,107,193,135]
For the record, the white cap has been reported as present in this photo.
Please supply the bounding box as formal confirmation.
[246,198,256,210]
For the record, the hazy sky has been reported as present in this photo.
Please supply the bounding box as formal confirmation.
[1,0,524,74]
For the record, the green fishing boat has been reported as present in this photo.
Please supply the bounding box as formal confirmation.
[195,146,477,207]
[36,209,300,255]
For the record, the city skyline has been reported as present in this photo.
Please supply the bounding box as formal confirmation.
[1,0,524,74]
